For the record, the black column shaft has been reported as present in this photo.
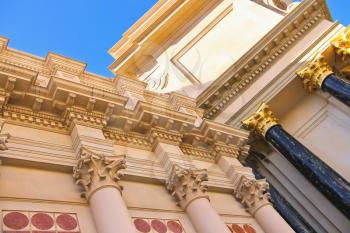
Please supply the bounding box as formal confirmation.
[322,74,350,107]
[265,125,350,218]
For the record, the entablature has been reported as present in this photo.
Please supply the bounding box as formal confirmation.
[0,49,250,162]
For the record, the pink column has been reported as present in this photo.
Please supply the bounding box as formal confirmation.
[73,148,136,233]
[254,205,294,233]
[234,176,295,233]
[89,187,136,233]
[166,165,230,233]
[186,198,231,233]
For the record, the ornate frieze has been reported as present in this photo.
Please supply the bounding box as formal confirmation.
[166,164,209,209]
[2,211,81,233]
[104,128,152,150]
[149,127,183,147]
[179,143,215,162]
[63,107,107,130]
[73,147,126,200]
[234,176,271,215]
[296,55,333,92]
[3,106,67,132]
[242,103,279,137]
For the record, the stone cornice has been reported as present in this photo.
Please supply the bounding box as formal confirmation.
[108,0,223,76]
[0,38,250,162]
[198,0,331,120]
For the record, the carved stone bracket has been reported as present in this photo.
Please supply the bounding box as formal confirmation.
[0,133,10,151]
[296,54,334,92]
[73,147,126,200]
[166,164,209,210]
[234,176,271,215]
[242,103,279,137]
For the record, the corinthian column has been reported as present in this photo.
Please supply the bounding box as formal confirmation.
[166,165,230,233]
[234,176,294,233]
[242,103,350,218]
[297,54,350,107]
[73,148,135,233]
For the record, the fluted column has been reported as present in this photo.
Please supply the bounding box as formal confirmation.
[242,103,350,218]
[73,148,135,233]
[234,176,295,233]
[166,164,230,233]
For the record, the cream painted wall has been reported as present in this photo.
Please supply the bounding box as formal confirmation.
[280,92,350,181]
[139,0,282,95]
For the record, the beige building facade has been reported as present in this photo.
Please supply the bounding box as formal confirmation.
[0,0,349,233]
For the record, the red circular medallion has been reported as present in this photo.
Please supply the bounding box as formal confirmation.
[231,224,245,233]
[151,219,167,233]
[31,213,54,230]
[134,218,151,233]
[243,224,257,233]
[167,221,183,233]
[57,214,78,230]
[3,212,29,230]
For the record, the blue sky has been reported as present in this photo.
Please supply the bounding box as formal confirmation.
[0,0,348,77]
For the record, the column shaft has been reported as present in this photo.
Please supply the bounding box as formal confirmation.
[254,205,295,233]
[322,74,350,107]
[186,198,231,233]
[266,125,350,218]
[89,187,136,233]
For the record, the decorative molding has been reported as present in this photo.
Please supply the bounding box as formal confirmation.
[234,176,272,215]
[166,164,209,209]
[199,0,330,119]
[242,103,279,137]
[3,106,68,133]
[63,107,107,130]
[149,127,183,147]
[179,143,215,162]
[73,147,126,200]
[296,54,333,92]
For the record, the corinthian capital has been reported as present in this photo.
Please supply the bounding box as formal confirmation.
[166,164,209,209]
[234,176,271,215]
[296,55,333,92]
[331,25,350,60]
[242,103,278,137]
[73,147,126,200]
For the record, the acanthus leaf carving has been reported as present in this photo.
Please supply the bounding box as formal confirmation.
[73,147,126,200]
[166,164,209,209]
[234,176,271,215]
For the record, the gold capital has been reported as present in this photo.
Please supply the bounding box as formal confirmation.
[296,55,333,92]
[331,25,350,60]
[242,103,278,137]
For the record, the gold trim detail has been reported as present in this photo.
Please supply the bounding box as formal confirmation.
[296,55,333,92]
[331,25,350,60]
[242,103,278,137]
